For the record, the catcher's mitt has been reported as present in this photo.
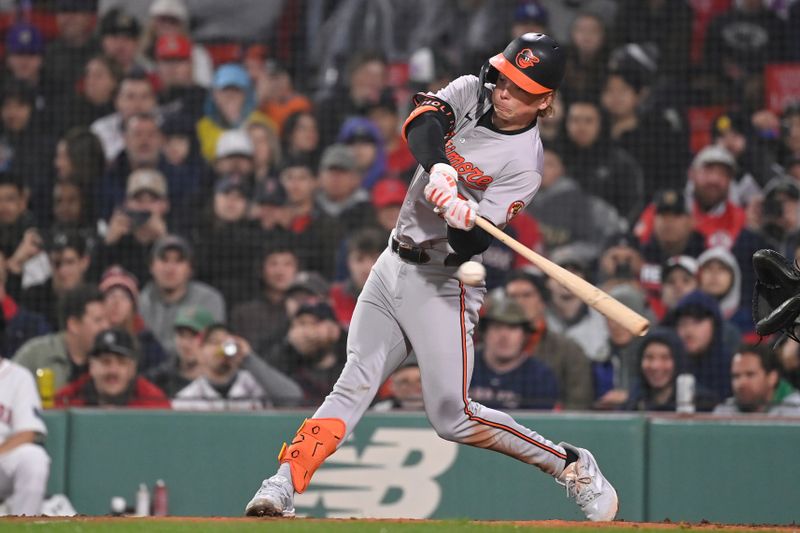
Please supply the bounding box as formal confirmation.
[752,249,800,339]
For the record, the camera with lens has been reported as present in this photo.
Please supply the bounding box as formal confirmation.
[220,339,239,358]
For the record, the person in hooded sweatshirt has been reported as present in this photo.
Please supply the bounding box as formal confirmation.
[624,327,715,412]
[336,117,387,191]
[559,98,645,222]
[696,246,752,335]
[664,290,738,404]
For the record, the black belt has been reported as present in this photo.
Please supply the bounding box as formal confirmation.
[391,238,468,267]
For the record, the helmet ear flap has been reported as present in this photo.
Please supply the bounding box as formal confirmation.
[479,62,499,85]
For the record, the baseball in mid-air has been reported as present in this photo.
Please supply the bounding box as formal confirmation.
[457,261,486,286]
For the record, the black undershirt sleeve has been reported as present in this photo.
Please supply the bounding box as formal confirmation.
[406,107,495,257]
[405,112,450,172]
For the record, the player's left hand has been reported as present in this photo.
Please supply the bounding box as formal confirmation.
[442,197,478,231]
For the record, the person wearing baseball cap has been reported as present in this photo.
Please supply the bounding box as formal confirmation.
[660,256,699,313]
[197,63,274,162]
[5,23,45,86]
[643,190,705,265]
[371,178,407,233]
[155,34,207,122]
[99,265,169,376]
[471,291,559,410]
[214,129,255,181]
[140,234,225,355]
[99,8,145,75]
[144,0,214,87]
[55,327,171,408]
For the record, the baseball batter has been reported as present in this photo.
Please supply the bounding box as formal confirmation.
[0,356,50,515]
[246,33,618,521]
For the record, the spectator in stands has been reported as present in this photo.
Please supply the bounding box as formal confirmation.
[714,344,800,415]
[641,190,705,265]
[16,230,90,330]
[0,173,36,261]
[505,270,594,410]
[371,178,406,236]
[316,144,375,233]
[213,130,255,184]
[561,99,645,222]
[283,271,330,328]
[55,327,170,408]
[593,284,647,410]
[148,305,213,396]
[140,0,214,88]
[91,72,158,161]
[696,247,747,330]
[155,35,207,123]
[197,63,272,162]
[99,9,146,76]
[528,146,624,256]
[51,180,92,241]
[471,292,559,410]
[281,111,321,171]
[774,335,800,391]
[248,122,282,184]
[43,0,99,92]
[665,290,736,405]
[139,234,225,355]
[173,322,302,409]
[255,60,312,135]
[330,228,384,328]
[659,256,699,315]
[759,178,800,254]
[561,12,609,103]
[546,247,610,361]
[53,128,106,221]
[60,56,122,131]
[190,175,262,307]
[366,91,416,182]
[316,51,389,147]
[0,80,53,218]
[94,169,170,283]
[596,233,643,287]
[98,112,167,218]
[372,359,423,411]
[270,157,343,279]
[267,301,346,405]
[337,117,386,190]
[0,349,50,516]
[99,266,167,376]
[3,23,52,126]
[230,244,299,356]
[601,61,688,195]
[612,0,692,82]
[703,0,788,107]
[710,111,772,204]
[511,1,549,38]
[14,284,109,391]
[0,252,50,357]
[624,327,714,412]
[777,103,800,168]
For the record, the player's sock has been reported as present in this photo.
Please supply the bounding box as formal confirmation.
[277,462,292,481]
[564,447,579,468]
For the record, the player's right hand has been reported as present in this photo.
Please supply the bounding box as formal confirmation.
[424,163,458,210]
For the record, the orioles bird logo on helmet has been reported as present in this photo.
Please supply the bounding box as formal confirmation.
[515,49,540,69]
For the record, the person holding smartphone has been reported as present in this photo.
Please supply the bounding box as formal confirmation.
[94,169,170,283]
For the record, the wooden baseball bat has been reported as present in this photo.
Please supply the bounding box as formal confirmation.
[475,217,650,336]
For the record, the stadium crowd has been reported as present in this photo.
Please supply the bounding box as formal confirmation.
[1,0,800,420]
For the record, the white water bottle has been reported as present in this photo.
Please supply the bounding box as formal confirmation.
[676,373,696,413]
[135,483,151,517]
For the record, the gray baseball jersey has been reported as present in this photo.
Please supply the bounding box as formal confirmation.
[396,75,543,248]
[269,74,570,501]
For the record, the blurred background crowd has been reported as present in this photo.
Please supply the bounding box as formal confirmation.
[1,0,800,416]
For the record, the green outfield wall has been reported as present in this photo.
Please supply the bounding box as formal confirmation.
[39,410,799,523]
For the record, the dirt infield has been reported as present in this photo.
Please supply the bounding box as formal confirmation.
[1,516,798,533]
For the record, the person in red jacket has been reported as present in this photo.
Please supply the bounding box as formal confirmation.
[55,328,170,408]
[329,228,385,329]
